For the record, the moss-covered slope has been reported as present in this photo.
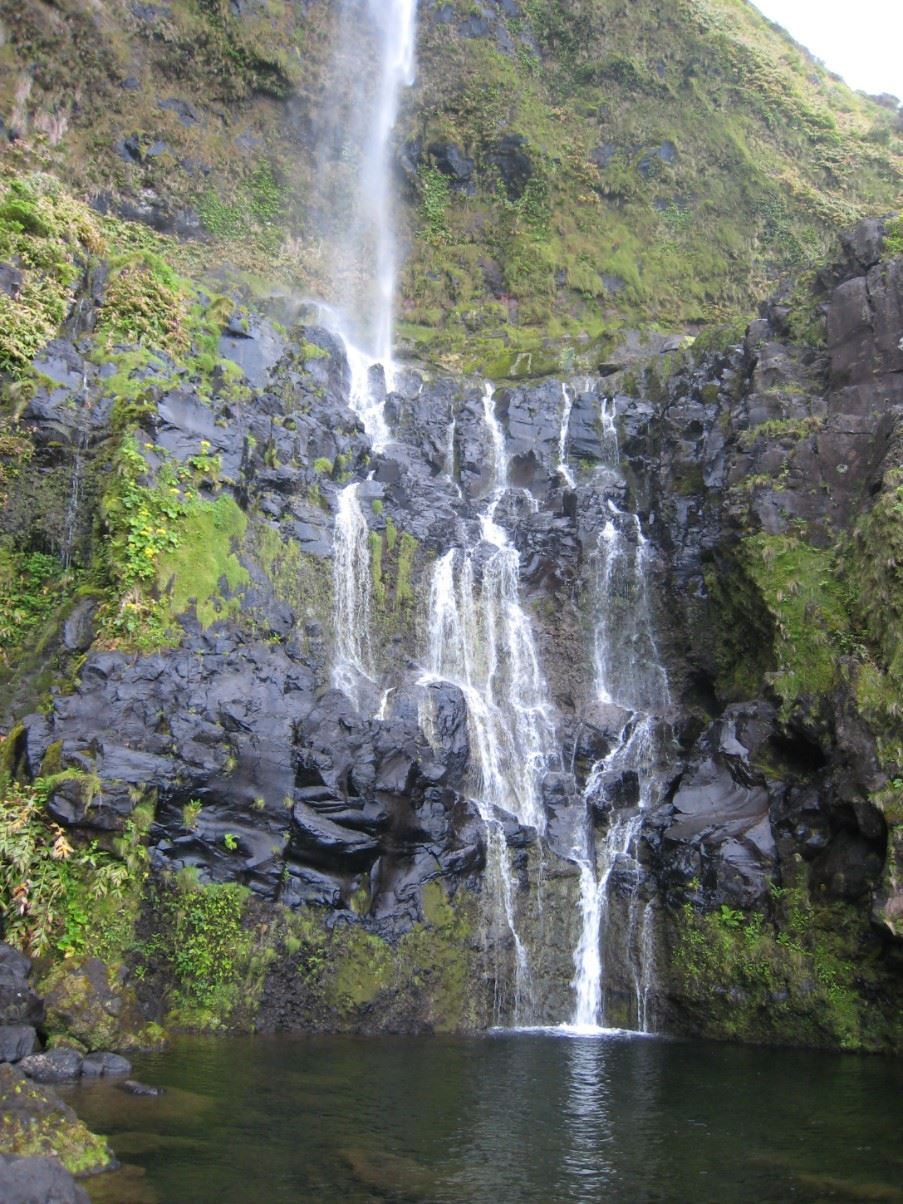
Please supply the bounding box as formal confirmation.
[1,0,900,374]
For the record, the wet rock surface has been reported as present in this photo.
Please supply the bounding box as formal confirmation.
[2,223,901,1046]
[0,1154,90,1204]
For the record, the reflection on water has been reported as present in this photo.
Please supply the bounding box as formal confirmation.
[64,1031,903,1204]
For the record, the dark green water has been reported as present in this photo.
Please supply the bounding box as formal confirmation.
[66,1030,902,1204]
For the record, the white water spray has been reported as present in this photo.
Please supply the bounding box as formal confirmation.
[332,482,376,710]
[557,383,576,489]
[420,384,558,1021]
[569,397,671,1032]
[324,2,417,705]
[313,0,417,446]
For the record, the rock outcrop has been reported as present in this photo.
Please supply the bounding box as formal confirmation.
[1,204,901,1050]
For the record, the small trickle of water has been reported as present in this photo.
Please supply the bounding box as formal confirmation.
[332,482,376,710]
[61,426,89,569]
[61,367,91,569]
[557,383,576,489]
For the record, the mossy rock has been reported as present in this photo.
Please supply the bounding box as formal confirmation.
[0,1062,112,1176]
[38,958,160,1053]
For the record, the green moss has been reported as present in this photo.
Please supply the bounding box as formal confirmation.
[707,533,853,712]
[244,518,333,637]
[271,883,480,1032]
[0,1064,113,1175]
[669,884,901,1052]
[396,532,418,610]
[156,493,249,628]
[331,927,393,1010]
[369,531,385,608]
[140,871,255,1028]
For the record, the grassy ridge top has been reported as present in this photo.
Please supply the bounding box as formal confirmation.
[403,0,902,371]
[0,0,900,375]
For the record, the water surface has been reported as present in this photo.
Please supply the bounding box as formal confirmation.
[68,1030,903,1203]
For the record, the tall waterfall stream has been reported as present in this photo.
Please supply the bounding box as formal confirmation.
[318,0,671,1032]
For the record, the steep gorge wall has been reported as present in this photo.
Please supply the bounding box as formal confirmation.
[0,0,902,1054]
[0,174,900,1049]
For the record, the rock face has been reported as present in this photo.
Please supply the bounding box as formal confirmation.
[1,219,902,1050]
[0,1155,89,1204]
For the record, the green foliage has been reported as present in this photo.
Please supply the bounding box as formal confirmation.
[0,776,131,958]
[884,213,903,258]
[737,415,823,451]
[0,551,69,664]
[96,252,189,354]
[198,163,287,249]
[98,432,249,649]
[418,165,452,243]
[671,884,898,1051]
[183,798,203,829]
[0,175,103,379]
[848,477,903,687]
[143,871,252,1020]
[105,439,186,588]
[404,0,901,371]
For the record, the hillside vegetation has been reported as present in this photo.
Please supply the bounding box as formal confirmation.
[0,0,900,375]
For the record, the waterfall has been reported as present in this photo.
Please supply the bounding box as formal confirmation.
[61,426,89,569]
[569,398,671,1032]
[61,367,91,568]
[320,2,416,706]
[311,0,417,447]
[332,483,375,710]
[557,384,576,489]
[420,384,558,1022]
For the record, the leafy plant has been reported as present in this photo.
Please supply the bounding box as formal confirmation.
[0,776,129,957]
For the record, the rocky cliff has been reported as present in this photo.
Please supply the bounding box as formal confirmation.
[0,0,901,1056]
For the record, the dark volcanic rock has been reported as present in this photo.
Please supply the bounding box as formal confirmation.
[118,1079,164,1096]
[80,1051,132,1077]
[649,704,779,907]
[0,1155,89,1204]
[19,1048,84,1084]
[0,1025,38,1064]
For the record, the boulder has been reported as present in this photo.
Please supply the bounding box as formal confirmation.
[19,1048,84,1084]
[0,1026,38,1064]
[79,1051,132,1078]
[0,1155,89,1204]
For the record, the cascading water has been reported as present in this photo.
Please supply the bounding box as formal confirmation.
[316,1,417,707]
[332,482,375,710]
[557,384,576,490]
[569,396,671,1032]
[419,384,559,1022]
[313,0,417,441]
